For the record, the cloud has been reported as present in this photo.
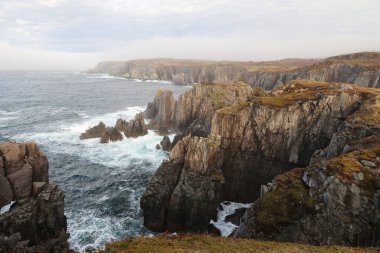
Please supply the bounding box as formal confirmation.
[0,0,379,70]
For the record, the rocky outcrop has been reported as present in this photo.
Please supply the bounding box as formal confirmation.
[80,122,106,140]
[144,90,176,131]
[141,80,380,242]
[100,127,124,143]
[0,142,71,252]
[89,52,380,89]
[145,82,254,136]
[234,136,380,246]
[124,112,148,138]
[80,113,148,143]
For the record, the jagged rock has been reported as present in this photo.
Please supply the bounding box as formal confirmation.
[124,112,148,138]
[0,142,26,175]
[7,163,33,200]
[160,136,171,151]
[32,182,46,197]
[0,141,71,252]
[225,208,247,226]
[100,127,123,143]
[145,89,176,130]
[234,142,380,247]
[80,122,106,139]
[24,142,49,183]
[115,118,128,132]
[0,184,71,253]
[208,223,221,236]
[141,80,380,237]
[0,175,13,207]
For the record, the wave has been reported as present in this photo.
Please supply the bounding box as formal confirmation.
[86,74,127,80]
[210,201,251,237]
[13,106,166,169]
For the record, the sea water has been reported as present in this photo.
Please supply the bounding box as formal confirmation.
[0,71,191,252]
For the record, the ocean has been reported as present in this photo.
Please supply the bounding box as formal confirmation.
[0,71,191,252]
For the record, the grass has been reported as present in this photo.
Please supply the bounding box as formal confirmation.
[216,102,251,115]
[257,80,380,108]
[102,234,379,253]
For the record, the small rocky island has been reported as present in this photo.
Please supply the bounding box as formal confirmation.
[80,112,148,143]
[0,142,72,252]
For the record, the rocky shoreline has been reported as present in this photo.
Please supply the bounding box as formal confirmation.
[140,79,380,247]
[0,142,72,252]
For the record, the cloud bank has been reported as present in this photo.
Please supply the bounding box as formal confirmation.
[0,0,379,70]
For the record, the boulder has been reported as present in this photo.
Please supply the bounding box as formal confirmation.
[0,175,13,208]
[124,112,148,138]
[32,182,46,197]
[225,208,247,226]
[7,163,33,200]
[80,122,106,139]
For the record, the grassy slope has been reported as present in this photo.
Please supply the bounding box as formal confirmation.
[102,235,379,253]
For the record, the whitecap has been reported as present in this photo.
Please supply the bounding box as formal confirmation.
[210,201,251,237]
[0,201,16,215]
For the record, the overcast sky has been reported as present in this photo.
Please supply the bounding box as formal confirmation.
[0,0,379,70]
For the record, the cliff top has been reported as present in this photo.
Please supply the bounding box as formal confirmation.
[258,80,380,107]
[102,234,378,253]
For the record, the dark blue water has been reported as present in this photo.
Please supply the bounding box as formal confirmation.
[0,71,191,252]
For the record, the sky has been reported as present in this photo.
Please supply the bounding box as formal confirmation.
[0,0,379,70]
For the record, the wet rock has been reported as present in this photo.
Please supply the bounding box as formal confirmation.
[160,136,171,151]
[208,223,221,236]
[124,112,148,138]
[80,122,106,139]
[156,144,161,150]
[115,118,128,132]
[100,127,123,143]
[225,208,247,226]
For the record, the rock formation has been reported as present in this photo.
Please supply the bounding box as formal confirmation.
[80,122,106,140]
[89,52,380,89]
[100,127,124,143]
[0,142,72,252]
[124,112,148,138]
[144,90,176,131]
[141,80,380,246]
[79,113,148,143]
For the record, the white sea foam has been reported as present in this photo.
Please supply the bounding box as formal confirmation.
[86,74,127,80]
[0,201,16,215]
[14,106,166,169]
[210,201,251,237]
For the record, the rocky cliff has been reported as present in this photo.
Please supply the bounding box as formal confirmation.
[90,52,380,89]
[140,80,380,246]
[0,142,72,252]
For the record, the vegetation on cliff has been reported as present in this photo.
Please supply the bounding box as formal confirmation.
[102,235,378,253]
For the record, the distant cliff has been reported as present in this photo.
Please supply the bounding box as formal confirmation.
[89,52,380,88]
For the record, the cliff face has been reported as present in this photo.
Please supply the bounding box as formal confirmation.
[144,82,254,133]
[233,91,380,246]
[0,142,71,253]
[90,52,380,89]
[141,80,380,240]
